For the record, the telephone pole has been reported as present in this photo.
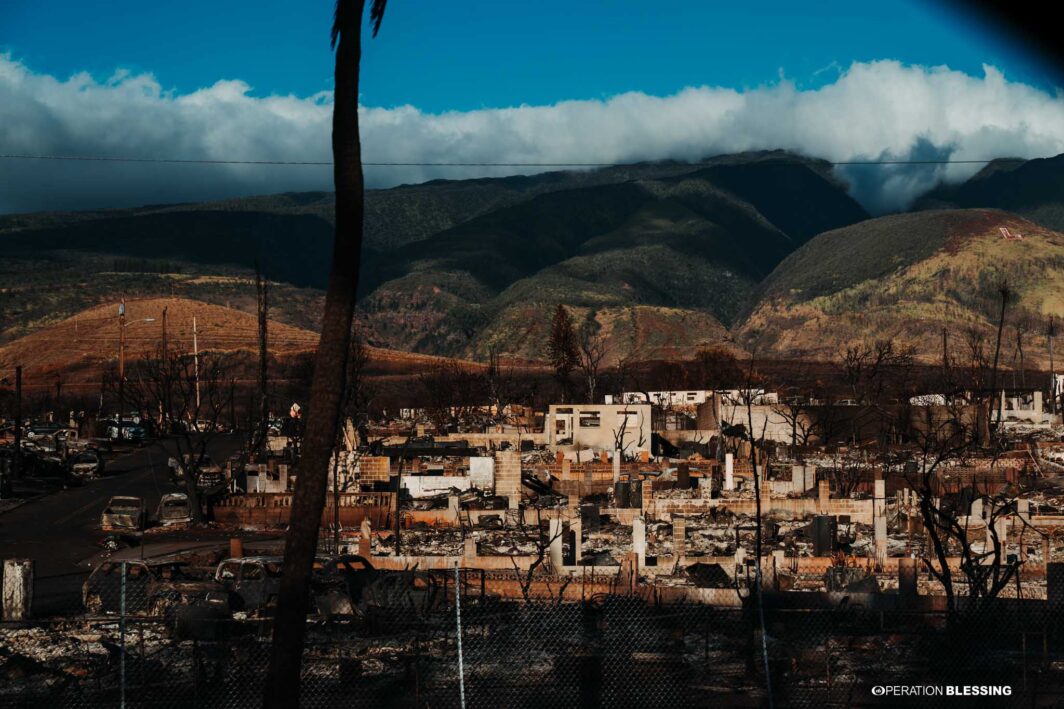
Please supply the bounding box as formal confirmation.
[13,365,22,482]
[1049,316,1058,416]
[118,300,126,420]
[256,266,269,457]
[161,306,168,352]
[192,316,200,411]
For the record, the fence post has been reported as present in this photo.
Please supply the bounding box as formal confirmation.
[1,558,33,621]
[120,560,127,709]
[454,561,466,709]
[193,639,201,707]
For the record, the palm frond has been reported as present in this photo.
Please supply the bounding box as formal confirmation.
[370,0,388,37]
[331,0,388,48]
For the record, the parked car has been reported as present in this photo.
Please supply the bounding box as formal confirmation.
[169,454,228,495]
[69,451,105,478]
[26,452,83,487]
[83,559,221,618]
[214,555,375,617]
[101,496,145,531]
[25,424,74,441]
[157,492,193,525]
[106,421,147,442]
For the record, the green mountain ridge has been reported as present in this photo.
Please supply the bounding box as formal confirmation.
[738,208,1064,365]
[359,156,868,360]
[3,150,1064,365]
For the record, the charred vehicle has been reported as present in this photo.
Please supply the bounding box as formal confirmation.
[69,450,105,479]
[169,454,228,496]
[101,496,145,531]
[214,555,376,617]
[157,492,193,525]
[83,559,223,618]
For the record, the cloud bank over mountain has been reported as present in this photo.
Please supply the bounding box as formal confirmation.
[2,54,1062,214]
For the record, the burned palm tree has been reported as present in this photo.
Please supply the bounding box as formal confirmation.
[264,2,387,706]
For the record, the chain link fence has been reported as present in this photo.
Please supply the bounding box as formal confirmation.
[5,566,1064,707]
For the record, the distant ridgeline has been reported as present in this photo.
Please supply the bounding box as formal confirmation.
[1,150,1063,365]
[111,258,183,274]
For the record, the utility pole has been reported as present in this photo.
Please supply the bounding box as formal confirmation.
[941,328,949,381]
[13,365,22,481]
[192,315,200,412]
[118,301,126,421]
[332,447,341,552]
[256,265,269,458]
[229,378,236,432]
[1049,316,1057,416]
[161,306,168,352]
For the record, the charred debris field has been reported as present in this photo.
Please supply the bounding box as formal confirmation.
[4,152,1064,707]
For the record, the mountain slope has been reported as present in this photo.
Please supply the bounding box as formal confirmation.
[738,209,1064,365]
[0,152,862,356]
[0,297,474,388]
[360,155,868,361]
[916,154,1064,233]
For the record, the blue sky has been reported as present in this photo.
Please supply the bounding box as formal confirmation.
[0,0,1057,112]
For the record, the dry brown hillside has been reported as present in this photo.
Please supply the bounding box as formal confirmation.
[738,209,1064,367]
[0,297,486,392]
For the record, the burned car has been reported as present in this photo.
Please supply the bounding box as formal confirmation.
[169,454,228,496]
[101,496,145,531]
[69,450,105,479]
[157,492,193,525]
[214,555,376,618]
[83,559,222,618]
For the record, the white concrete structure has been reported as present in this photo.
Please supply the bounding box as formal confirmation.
[632,517,647,569]
[468,457,494,491]
[546,404,652,456]
[610,389,778,408]
[873,480,887,566]
[700,393,795,444]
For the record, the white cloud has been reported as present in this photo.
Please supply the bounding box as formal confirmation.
[1,54,1063,214]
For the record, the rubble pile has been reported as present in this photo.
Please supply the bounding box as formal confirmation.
[374,526,464,556]
[0,622,173,699]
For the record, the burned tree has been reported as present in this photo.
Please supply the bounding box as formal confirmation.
[419,361,482,432]
[576,322,608,405]
[503,507,571,602]
[341,328,372,434]
[839,339,915,444]
[901,381,1030,618]
[122,345,235,523]
[483,343,517,427]
[266,2,388,705]
[691,346,743,392]
[611,403,647,456]
[823,447,873,498]
[547,304,579,401]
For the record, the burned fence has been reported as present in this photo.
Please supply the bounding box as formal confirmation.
[6,594,1064,707]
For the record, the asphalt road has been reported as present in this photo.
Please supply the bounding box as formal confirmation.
[0,435,243,616]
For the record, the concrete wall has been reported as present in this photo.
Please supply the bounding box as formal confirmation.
[213,492,394,529]
[494,450,521,507]
[650,496,874,524]
[703,395,803,444]
[546,404,652,455]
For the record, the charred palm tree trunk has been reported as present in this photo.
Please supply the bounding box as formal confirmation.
[265,1,383,705]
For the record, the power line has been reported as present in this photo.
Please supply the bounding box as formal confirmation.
[0,153,1011,167]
